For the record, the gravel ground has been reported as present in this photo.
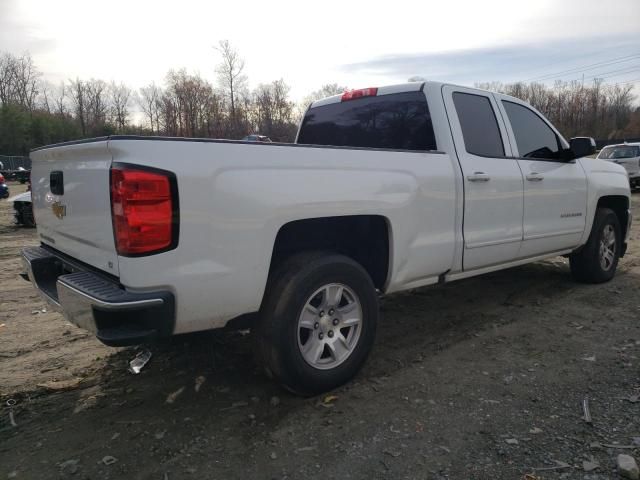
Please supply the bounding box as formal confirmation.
[1,182,639,480]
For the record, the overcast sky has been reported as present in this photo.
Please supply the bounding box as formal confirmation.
[1,0,639,102]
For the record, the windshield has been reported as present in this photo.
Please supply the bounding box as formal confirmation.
[598,145,640,159]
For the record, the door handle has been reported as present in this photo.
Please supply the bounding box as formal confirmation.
[467,172,491,182]
[526,172,544,182]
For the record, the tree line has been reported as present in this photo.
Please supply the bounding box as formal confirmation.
[0,44,638,157]
[475,80,639,140]
[0,42,338,156]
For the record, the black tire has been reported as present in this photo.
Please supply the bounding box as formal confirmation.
[569,208,621,283]
[256,251,378,396]
[21,206,35,228]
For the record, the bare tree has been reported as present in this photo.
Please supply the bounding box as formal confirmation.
[138,83,162,133]
[0,52,40,111]
[13,53,40,112]
[85,79,108,133]
[39,80,53,114]
[252,79,296,140]
[0,52,16,105]
[110,81,131,132]
[298,83,348,118]
[69,78,88,135]
[215,40,247,134]
[53,81,69,116]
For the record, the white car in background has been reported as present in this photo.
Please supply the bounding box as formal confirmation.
[597,143,640,189]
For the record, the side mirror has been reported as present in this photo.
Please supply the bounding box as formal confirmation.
[569,137,596,159]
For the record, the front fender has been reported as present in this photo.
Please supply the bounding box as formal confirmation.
[578,157,631,246]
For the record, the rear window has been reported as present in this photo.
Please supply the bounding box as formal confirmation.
[452,92,505,157]
[297,91,437,151]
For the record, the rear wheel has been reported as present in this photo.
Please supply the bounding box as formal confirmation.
[256,252,378,396]
[569,208,621,283]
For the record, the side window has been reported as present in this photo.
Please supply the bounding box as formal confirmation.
[502,101,562,160]
[452,92,505,157]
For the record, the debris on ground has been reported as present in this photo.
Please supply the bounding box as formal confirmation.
[101,455,118,466]
[37,378,82,391]
[582,458,599,472]
[523,474,541,480]
[6,398,17,427]
[383,448,402,457]
[128,349,152,374]
[582,396,593,424]
[220,401,249,411]
[321,395,338,407]
[59,459,79,475]
[529,427,543,434]
[505,438,519,445]
[617,454,639,480]
[194,375,206,392]
[165,387,185,404]
[269,396,280,407]
[533,460,571,471]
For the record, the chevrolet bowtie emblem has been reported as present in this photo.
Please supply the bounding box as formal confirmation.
[52,201,67,219]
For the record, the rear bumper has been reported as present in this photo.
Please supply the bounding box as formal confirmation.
[21,246,175,346]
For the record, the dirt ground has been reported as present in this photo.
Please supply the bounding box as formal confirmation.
[1,181,639,480]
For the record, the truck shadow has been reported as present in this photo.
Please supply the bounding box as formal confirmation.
[52,259,581,408]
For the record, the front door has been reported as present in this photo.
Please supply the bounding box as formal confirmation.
[496,97,587,257]
[442,86,523,270]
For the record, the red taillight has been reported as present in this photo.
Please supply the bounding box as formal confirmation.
[0,174,5,183]
[110,166,176,256]
[341,87,378,102]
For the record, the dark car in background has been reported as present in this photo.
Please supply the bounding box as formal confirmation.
[241,134,272,142]
[0,173,9,199]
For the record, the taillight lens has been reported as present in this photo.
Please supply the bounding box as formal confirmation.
[110,166,176,256]
[341,87,378,102]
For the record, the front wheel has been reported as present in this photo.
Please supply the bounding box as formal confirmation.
[256,252,378,396]
[569,208,621,283]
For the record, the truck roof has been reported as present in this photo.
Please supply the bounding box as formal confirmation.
[308,81,494,109]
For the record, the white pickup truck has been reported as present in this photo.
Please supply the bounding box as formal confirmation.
[23,81,631,395]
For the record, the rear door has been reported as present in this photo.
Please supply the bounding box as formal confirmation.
[442,85,523,270]
[496,97,587,257]
[31,140,119,276]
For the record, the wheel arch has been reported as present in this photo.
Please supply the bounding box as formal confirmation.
[267,215,393,292]
[596,195,630,240]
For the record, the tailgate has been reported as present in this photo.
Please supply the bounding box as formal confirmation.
[31,139,119,276]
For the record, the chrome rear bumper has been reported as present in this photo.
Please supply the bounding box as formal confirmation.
[22,246,174,346]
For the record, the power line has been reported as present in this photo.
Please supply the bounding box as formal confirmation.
[614,77,640,86]
[522,53,640,82]
[581,65,640,81]
[516,45,638,79]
